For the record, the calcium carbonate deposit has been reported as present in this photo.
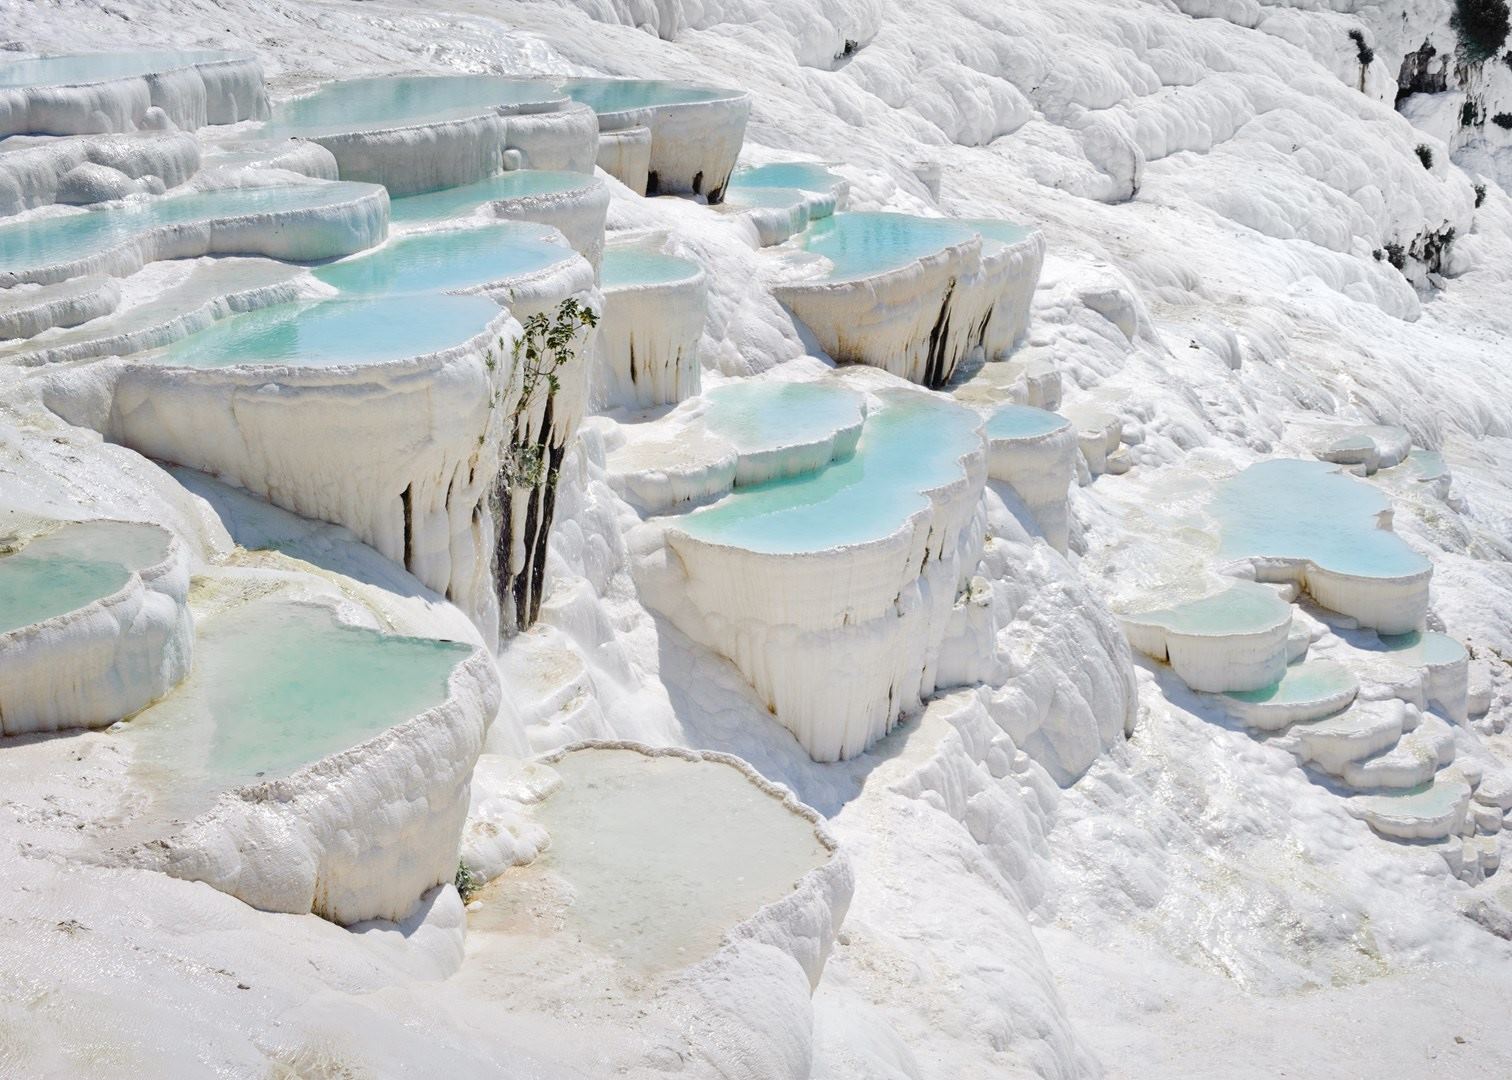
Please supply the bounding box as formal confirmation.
[3,1,1512,1077]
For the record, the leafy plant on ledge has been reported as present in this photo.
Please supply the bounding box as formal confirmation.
[1416,144,1435,169]
[1453,0,1511,62]
[499,297,599,489]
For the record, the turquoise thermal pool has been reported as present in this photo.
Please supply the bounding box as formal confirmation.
[799,211,977,282]
[1378,629,1467,666]
[678,391,980,553]
[313,223,570,296]
[985,404,1070,441]
[509,747,830,974]
[728,162,843,194]
[1127,581,1290,638]
[0,50,240,87]
[957,217,1036,248]
[600,247,702,289]
[702,380,865,458]
[1223,659,1359,708]
[390,170,595,225]
[152,292,500,368]
[552,78,739,114]
[0,521,169,635]
[0,183,380,274]
[126,600,471,815]
[1213,460,1431,580]
[258,75,562,139]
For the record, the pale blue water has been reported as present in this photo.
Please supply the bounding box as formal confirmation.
[553,78,735,114]
[0,521,169,635]
[154,292,499,368]
[390,170,593,225]
[600,248,700,289]
[1132,581,1289,636]
[314,224,568,296]
[728,162,842,194]
[801,212,977,282]
[679,391,980,553]
[1225,659,1357,705]
[1378,629,1467,666]
[957,217,1035,247]
[260,76,559,139]
[703,381,864,455]
[1352,779,1466,819]
[722,187,816,209]
[1403,449,1448,482]
[1213,459,1430,579]
[0,50,237,88]
[0,183,378,273]
[127,600,470,806]
[525,747,830,974]
[985,404,1068,441]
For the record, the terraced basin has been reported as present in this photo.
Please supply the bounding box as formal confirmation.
[487,745,836,976]
[0,181,387,285]
[0,520,190,735]
[554,77,749,200]
[0,50,268,136]
[597,244,706,408]
[702,379,866,485]
[1123,581,1293,693]
[1213,460,1432,633]
[119,594,494,924]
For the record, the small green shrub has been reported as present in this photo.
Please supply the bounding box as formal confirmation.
[1476,182,1488,207]
[1452,0,1511,62]
[1461,99,1483,126]
[1384,242,1406,270]
[455,860,480,902]
[1348,29,1375,66]
[1415,144,1435,169]
[1494,112,1512,128]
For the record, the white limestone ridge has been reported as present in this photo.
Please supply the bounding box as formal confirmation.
[1,0,1512,1077]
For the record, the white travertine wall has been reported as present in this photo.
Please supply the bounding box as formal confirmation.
[108,308,518,641]
[0,53,268,138]
[594,261,706,409]
[977,230,1046,358]
[0,131,202,216]
[774,232,1011,388]
[984,413,1077,553]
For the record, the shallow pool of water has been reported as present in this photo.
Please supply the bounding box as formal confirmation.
[259,76,561,139]
[0,184,377,273]
[985,404,1068,441]
[702,380,864,457]
[1224,658,1358,706]
[390,170,593,225]
[0,521,169,635]
[957,217,1036,249]
[314,223,568,296]
[1378,629,1467,666]
[799,212,976,282]
[600,247,701,289]
[679,390,980,553]
[525,747,829,974]
[1213,459,1430,580]
[125,599,469,815]
[153,291,500,368]
[553,78,735,114]
[728,162,842,194]
[0,50,238,88]
[1130,581,1289,637]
